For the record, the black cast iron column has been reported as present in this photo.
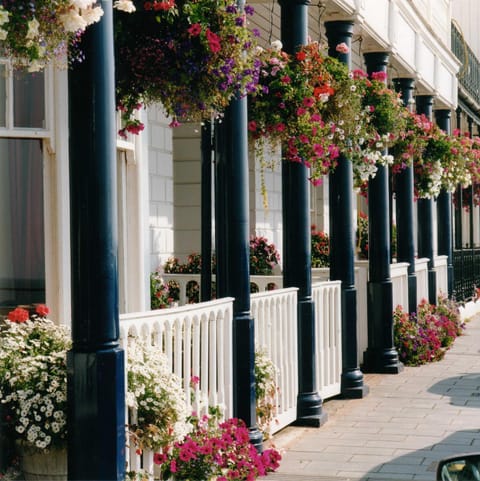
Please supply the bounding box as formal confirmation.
[363,52,403,374]
[278,0,326,426]
[67,2,125,479]
[325,21,368,399]
[416,95,437,305]
[201,122,213,302]
[215,69,263,446]
[393,78,417,313]
[435,109,454,297]
[454,108,463,251]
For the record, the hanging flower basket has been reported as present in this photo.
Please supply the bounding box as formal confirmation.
[248,42,412,190]
[114,0,260,137]
[413,123,474,199]
[0,0,104,71]
[248,41,357,185]
[350,69,408,190]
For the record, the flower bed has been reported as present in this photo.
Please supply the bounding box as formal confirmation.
[393,296,464,366]
[153,412,281,481]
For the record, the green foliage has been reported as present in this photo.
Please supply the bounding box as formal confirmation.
[311,226,330,268]
[249,236,280,275]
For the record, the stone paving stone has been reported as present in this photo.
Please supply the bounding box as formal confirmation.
[259,315,480,481]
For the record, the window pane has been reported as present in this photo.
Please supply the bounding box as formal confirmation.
[13,70,45,129]
[0,65,6,127]
[0,138,45,313]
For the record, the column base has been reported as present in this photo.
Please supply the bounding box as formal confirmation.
[294,392,328,427]
[341,368,369,399]
[362,347,404,374]
[248,426,264,452]
[67,347,126,481]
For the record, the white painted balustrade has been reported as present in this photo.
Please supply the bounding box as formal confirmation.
[251,287,299,434]
[161,274,284,304]
[119,298,235,476]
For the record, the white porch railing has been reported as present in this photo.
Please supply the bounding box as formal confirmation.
[391,262,409,311]
[434,255,448,296]
[119,298,235,475]
[313,281,342,400]
[162,274,284,305]
[415,258,430,303]
[251,288,298,434]
[354,261,369,364]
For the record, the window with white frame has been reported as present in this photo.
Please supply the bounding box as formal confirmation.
[0,62,50,312]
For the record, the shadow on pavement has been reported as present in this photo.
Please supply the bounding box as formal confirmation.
[364,429,480,481]
[428,373,480,408]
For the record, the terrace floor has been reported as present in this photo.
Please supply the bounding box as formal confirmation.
[260,314,480,481]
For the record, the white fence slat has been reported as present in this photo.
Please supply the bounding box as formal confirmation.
[313,281,342,400]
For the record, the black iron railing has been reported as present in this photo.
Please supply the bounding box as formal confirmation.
[453,248,480,302]
[452,23,480,107]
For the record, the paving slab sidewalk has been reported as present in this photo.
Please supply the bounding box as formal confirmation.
[260,314,480,481]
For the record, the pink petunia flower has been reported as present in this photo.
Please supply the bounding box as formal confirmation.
[335,42,349,54]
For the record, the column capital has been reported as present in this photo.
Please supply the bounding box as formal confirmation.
[363,52,390,74]
[416,95,435,119]
[278,0,310,7]
[392,77,415,91]
[324,20,354,37]
[324,20,354,65]
[393,78,415,110]
[434,109,451,133]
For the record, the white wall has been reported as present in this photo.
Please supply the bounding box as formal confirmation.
[148,105,175,271]
[249,141,284,269]
[173,123,202,263]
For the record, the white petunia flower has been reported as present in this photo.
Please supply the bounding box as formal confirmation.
[0,7,8,25]
[113,0,136,12]
[59,10,87,32]
[271,40,283,51]
[70,0,96,8]
[26,18,40,39]
[81,6,104,25]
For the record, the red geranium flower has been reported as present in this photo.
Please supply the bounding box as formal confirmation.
[7,307,29,323]
[35,304,50,317]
